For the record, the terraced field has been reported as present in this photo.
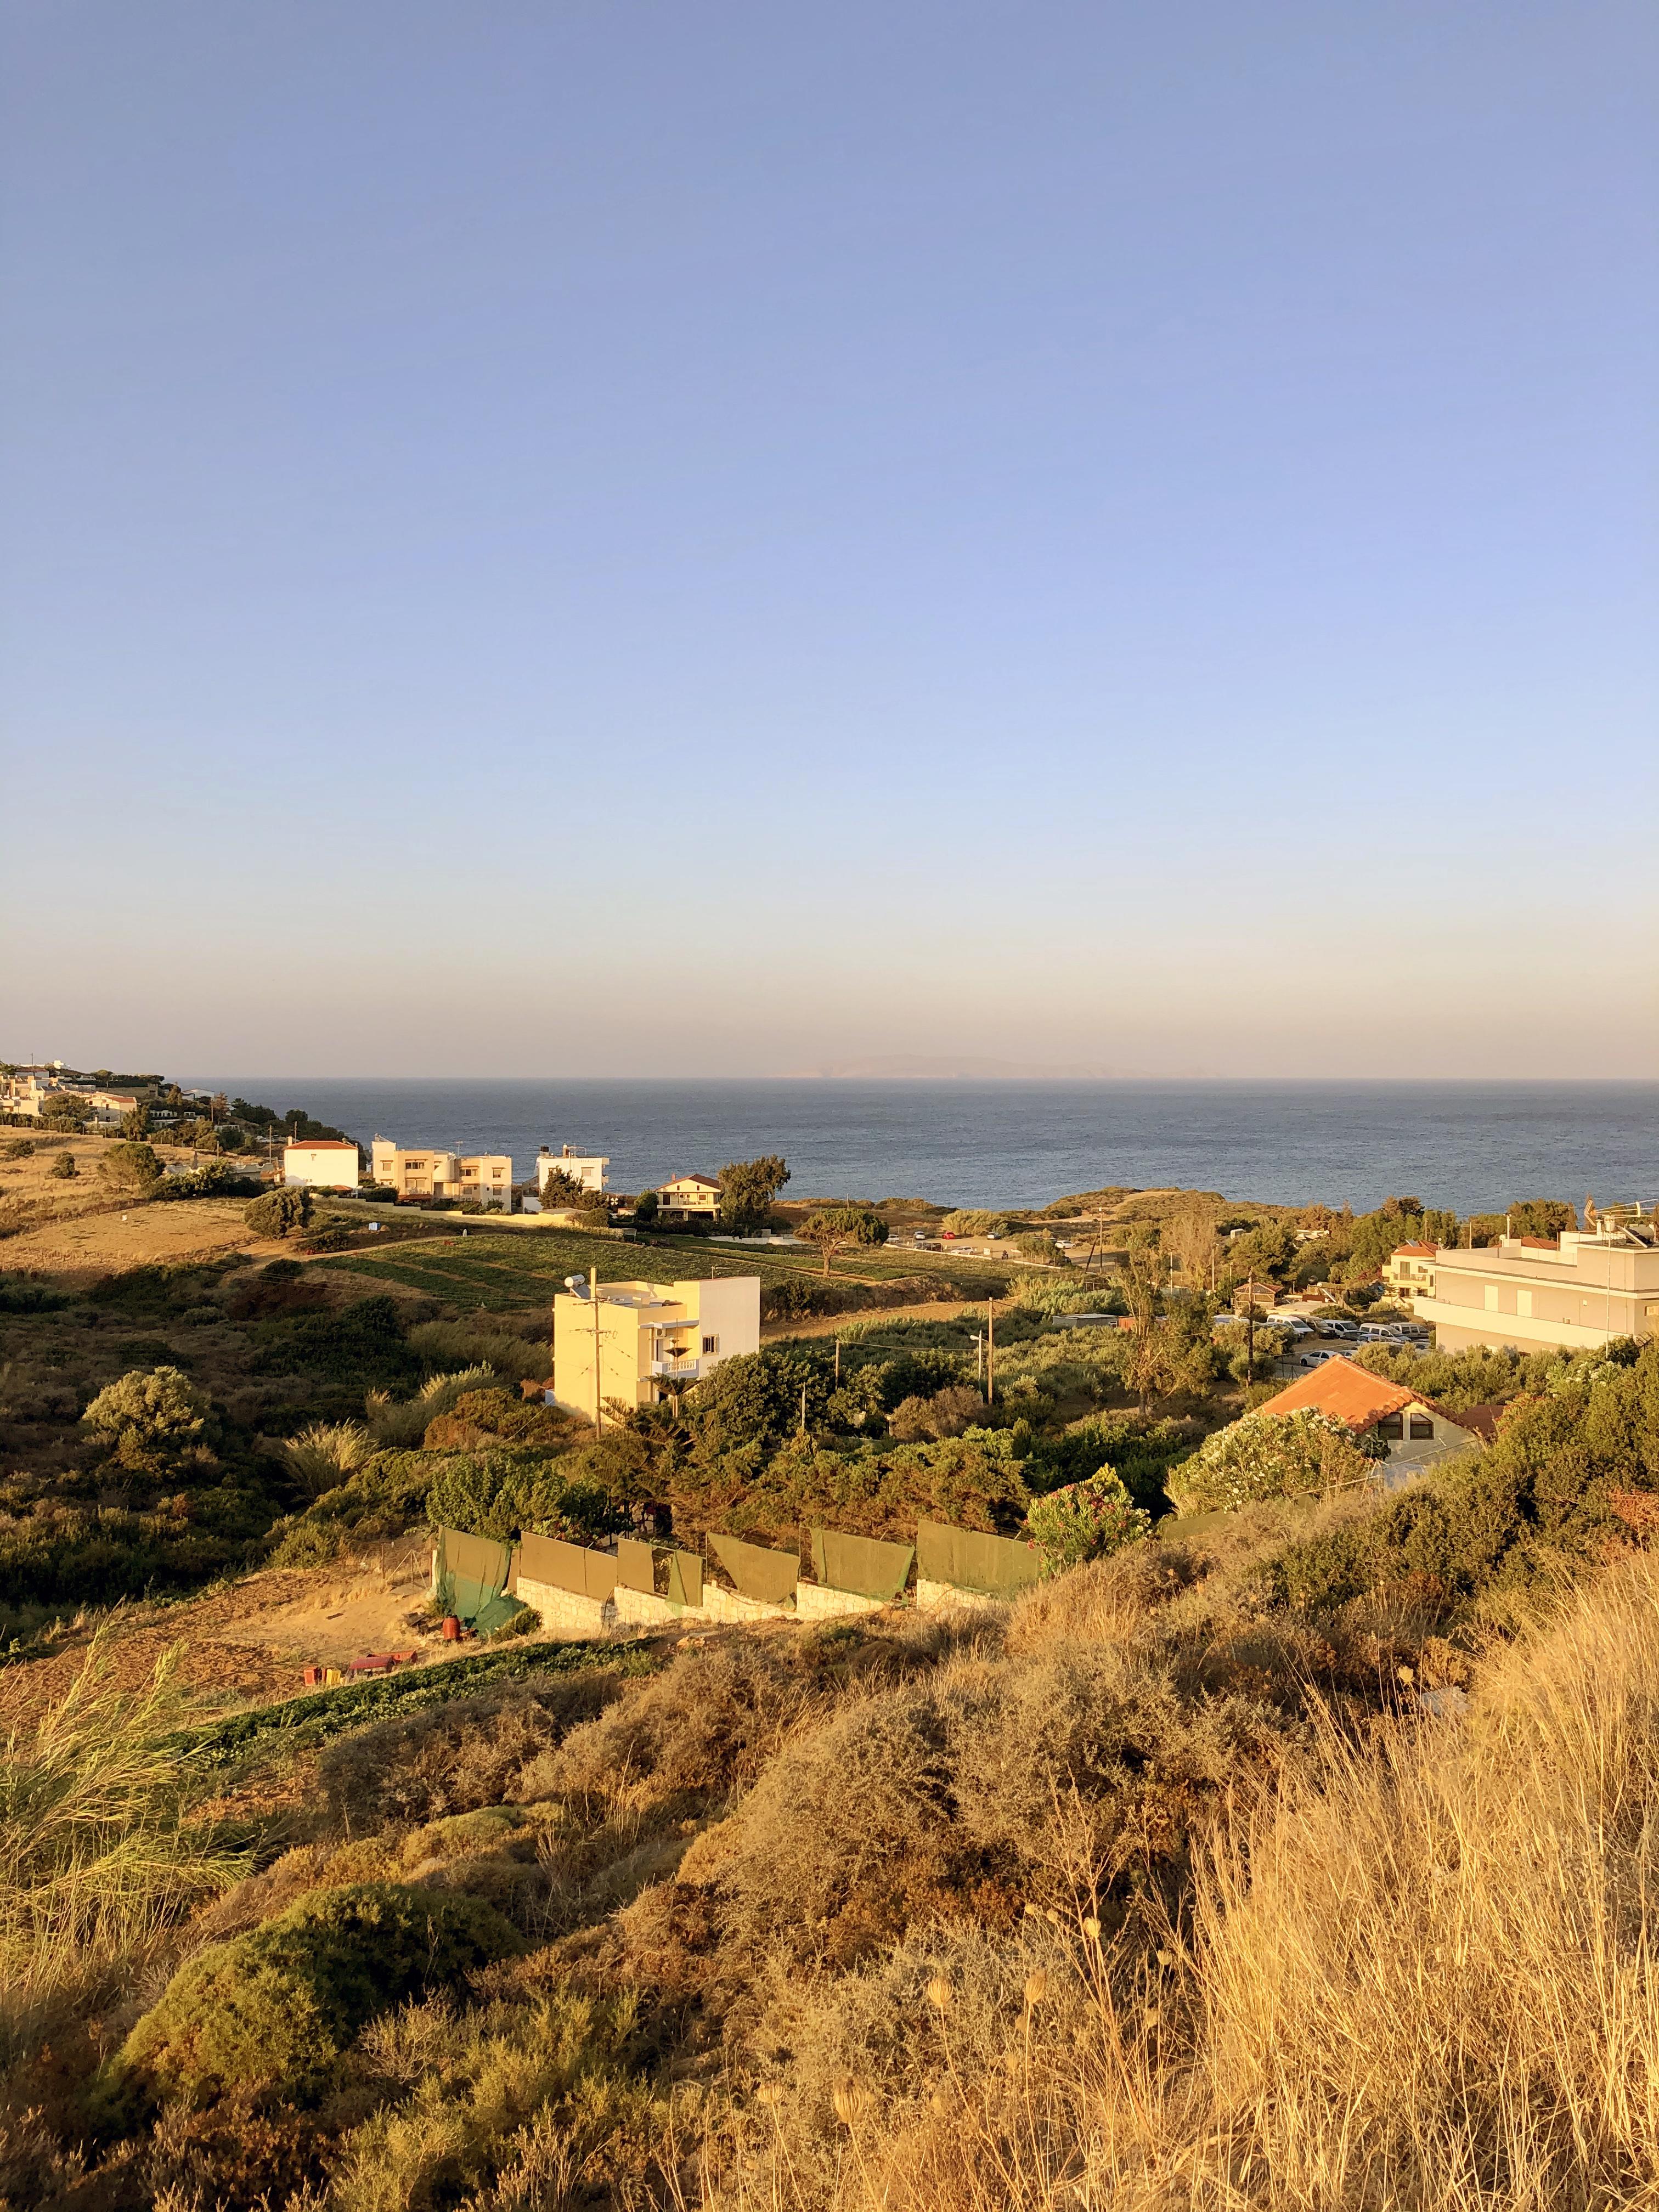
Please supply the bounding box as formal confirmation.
[314,1230,1009,1313]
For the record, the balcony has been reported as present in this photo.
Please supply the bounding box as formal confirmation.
[650,1357,702,1380]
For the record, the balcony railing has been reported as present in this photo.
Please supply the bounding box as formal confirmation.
[650,1357,702,1380]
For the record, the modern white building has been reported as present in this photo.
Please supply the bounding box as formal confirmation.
[283,1139,362,1191]
[537,1145,610,1195]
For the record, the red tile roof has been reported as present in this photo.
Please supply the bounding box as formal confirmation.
[1392,1240,1437,1256]
[285,1138,358,1151]
[1255,1356,1472,1437]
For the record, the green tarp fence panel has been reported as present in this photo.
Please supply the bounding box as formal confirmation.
[707,1532,799,1607]
[435,1527,521,1633]
[810,1527,914,1601]
[617,1538,704,1608]
[515,1528,617,1604]
[915,1519,1042,1598]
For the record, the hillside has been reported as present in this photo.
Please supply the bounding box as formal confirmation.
[4,1180,1658,2210]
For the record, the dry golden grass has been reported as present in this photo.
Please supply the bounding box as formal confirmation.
[711,1551,1659,2212]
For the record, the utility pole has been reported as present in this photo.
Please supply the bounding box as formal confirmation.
[1245,1276,1256,1381]
[974,1331,984,1386]
[986,1299,995,1406]
[592,1269,602,1437]
[833,1336,840,1387]
[799,1381,808,1435]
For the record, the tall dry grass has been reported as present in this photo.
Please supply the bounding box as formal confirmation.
[714,1552,1659,2212]
[0,1634,246,2045]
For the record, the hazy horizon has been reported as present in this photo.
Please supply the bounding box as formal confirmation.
[4,3,1655,1075]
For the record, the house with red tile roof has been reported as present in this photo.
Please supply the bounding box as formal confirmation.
[1256,1356,1483,1476]
[1383,1240,1438,1302]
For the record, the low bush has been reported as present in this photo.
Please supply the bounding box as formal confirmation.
[266,1448,438,1566]
[406,1318,549,1383]
[48,1151,76,1181]
[365,1364,498,1446]
[1025,1469,1151,1571]
[427,1451,622,1544]
[0,1274,74,1314]
[118,1882,521,2104]
[245,1187,312,1239]
[82,1365,210,1447]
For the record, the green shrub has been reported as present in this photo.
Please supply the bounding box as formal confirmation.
[2,1138,34,1159]
[1171,1407,1373,1515]
[365,1364,498,1446]
[427,1452,622,1544]
[119,1882,520,2104]
[152,1163,262,1201]
[407,1319,549,1383]
[1025,1469,1151,1572]
[245,1187,312,1239]
[48,1150,76,1181]
[267,1449,438,1566]
[82,1367,210,1447]
[0,1274,74,1314]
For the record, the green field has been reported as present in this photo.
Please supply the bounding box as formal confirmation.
[314,1229,1008,1313]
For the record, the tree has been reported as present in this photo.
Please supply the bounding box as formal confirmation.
[245,1187,313,1239]
[121,1105,152,1139]
[1166,1193,1222,1292]
[1508,1198,1577,1239]
[717,1154,791,1234]
[538,1166,588,1209]
[99,1142,161,1192]
[40,1093,85,1131]
[794,1205,888,1277]
[633,1189,659,1227]
[48,1151,76,1181]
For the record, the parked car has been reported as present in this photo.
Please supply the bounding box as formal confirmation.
[1297,1347,1349,1369]
[1275,1317,1315,1339]
[1316,1318,1359,1339]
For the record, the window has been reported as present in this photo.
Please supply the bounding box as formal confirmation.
[1408,1417,1433,1441]
[1376,1415,1404,1441]
[1483,1285,1499,1311]
[1517,1290,1533,1318]
[702,1335,718,1355]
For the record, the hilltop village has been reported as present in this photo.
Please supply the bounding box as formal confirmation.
[2,1054,1657,2209]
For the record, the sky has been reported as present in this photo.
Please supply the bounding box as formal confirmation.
[3,1,1655,1079]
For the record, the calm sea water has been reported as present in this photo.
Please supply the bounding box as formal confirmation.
[187,1080,1657,1219]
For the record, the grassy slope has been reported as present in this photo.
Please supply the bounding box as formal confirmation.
[314,1229,1011,1312]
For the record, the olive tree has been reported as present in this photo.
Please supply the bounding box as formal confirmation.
[794,1206,888,1277]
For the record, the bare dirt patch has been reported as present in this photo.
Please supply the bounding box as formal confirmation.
[0,1542,448,1736]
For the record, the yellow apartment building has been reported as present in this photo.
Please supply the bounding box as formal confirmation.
[1412,1218,1659,1353]
[371,1137,514,1207]
[551,1275,760,1423]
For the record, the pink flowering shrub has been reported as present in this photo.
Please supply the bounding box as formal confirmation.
[1025,1469,1152,1573]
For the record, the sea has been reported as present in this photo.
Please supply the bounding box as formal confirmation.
[186,1079,1657,1220]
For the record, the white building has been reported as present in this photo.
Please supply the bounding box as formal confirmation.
[537,1144,610,1195]
[283,1139,362,1191]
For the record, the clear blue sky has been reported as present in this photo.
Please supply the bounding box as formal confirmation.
[3,1,1655,1076]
